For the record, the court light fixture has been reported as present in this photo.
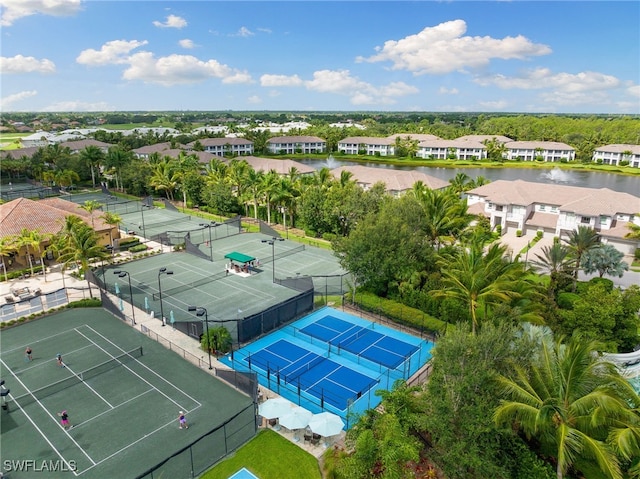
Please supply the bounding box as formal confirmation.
[188,305,212,369]
[157,268,174,327]
[261,237,285,283]
[113,270,136,325]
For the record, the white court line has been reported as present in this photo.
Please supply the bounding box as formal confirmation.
[0,357,96,467]
[17,344,94,374]
[2,328,93,354]
[76,326,201,409]
[76,416,179,476]
[72,389,154,428]
[63,363,114,409]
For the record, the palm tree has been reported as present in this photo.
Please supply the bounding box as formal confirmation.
[0,236,17,282]
[80,200,103,229]
[626,216,640,240]
[259,170,279,224]
[448,172,472,195]
[56,220,108,298]
[244,168,264,219]
[430,243,524,334]
[494,329,637,479]
[582,244,629,278]
[415,188,473,250]
[100,211,122,249]
[564,226,600,291]
[16,228,50,279]
[530,243,576,300]
[149,158,178,200]
[79,145,105,188]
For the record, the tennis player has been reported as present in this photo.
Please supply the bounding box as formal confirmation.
[178,411,188,429]
[58,410,72,429]
[56,353,64,367]
[25,347,33,361]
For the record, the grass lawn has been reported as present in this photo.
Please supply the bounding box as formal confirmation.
[199,429,322,479]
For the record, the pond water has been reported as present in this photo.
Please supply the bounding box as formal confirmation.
[297,157,640,196]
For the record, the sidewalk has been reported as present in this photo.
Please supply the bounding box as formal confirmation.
[0,257,338,458]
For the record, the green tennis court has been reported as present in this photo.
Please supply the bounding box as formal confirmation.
[0,309,255,479]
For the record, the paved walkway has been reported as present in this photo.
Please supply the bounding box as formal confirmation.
[0,259,342,458]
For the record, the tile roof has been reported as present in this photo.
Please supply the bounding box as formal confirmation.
[456,135,513,143]
[338,137,394,145]
[526,211,559,229]
[240,156,316,175]
[468,180,640,216]
[505,141,575,151]
[594,144,640,155]
[0,197,110,237]
[330,165,449,192]
[386,133,441,141]
[267,136,326,144]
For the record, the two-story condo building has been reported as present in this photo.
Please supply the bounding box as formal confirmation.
[337,137,395,156]
[592,144,640,168]
[266,136,326,154]
[505,141,575,162]
[417,139,486,160]
[190,138,253,156]
[466,180,640,255]
[330,165,449,196]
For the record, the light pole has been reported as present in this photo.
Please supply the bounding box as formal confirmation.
[199,222,218,262]
[280,206,288,239]
[157,267,173,326]
[114,270,136,325]
[261,237,284,283]
[140,204,149,238]
[188,306,212,369]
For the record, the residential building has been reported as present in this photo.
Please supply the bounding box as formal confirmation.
[266,136,326,154]
[466,179,640,255]
[592,144,640,168]
[240,156,316,176]
[330,165,449,196]
[337,137,395,156]
[58,139,111,154]
[417,139,486,160]
[188,138,253,156]
[456,135,513,144]
[504,141,575,162]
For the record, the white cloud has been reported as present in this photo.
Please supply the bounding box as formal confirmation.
[257,28,272,34]
[304,69,418,105]
[247,95,262,104]
[260,74,304,87]
[231,26,254,37]
[478,100,508,110]
[76,40,148,66]
[153,14,187,29]
[438,87,459,95]
[475,68,620,92]
[0,0,82,27]
[122,52,252,86]
[42,100,115,112]
[538,90,610,106]
[628,85,640,98]
[357,20,551,75]
[179,39,196,49]
[0,90,37,109]
[0,55,55,74]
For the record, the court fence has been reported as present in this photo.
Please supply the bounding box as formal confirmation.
[134,402,257,479]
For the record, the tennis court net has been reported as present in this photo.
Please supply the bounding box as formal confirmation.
[262,244,305,264]
[152,272,227,301]
[283,355,325,384]
[10,346,143,406]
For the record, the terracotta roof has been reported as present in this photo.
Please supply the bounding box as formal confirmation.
[330,165,449,192]
[467,201,488,217]
[338,137,394,145]
[0,197,110,237]
[267,136,326,144]
[525,211,559,229]
[456,135,513,143]
[505,141,574,151]
[468,180,640,216]
[594,144,640,155]
[599,220,639,240]
[240,156,316,175]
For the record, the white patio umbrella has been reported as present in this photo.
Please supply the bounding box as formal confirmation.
[258,397,292,420]
[308,412,345,437]
[279,406,313,431]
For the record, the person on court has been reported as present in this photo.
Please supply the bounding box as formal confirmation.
[57,410,72,429]
[178,411,188,429]
[25,347,33,361]
[56,353,64,367]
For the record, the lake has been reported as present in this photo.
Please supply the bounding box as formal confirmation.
[297,157,640,196]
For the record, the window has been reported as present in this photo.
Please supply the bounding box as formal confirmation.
[600,216,608,225]
[581,216,590,224]
[539,205,546,212]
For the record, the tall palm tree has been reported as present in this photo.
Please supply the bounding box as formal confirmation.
[495,329,637,479]
[448,172,472,195]
[56,220,108,298]
[149,158,178,200]
[16,228,52,281]
[626,216,640,240]
[430,243,524,334]
[259,170,279,224]
[79,145,105,188]
[564,226,600,291]
[100,211,122,249]
[415,188,473,250]
[244,168,264,219]
[0,236,17,282]
[80,200,103,229]
[531,243,576,300]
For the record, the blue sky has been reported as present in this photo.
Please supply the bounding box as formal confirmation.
[1,1,638,113]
